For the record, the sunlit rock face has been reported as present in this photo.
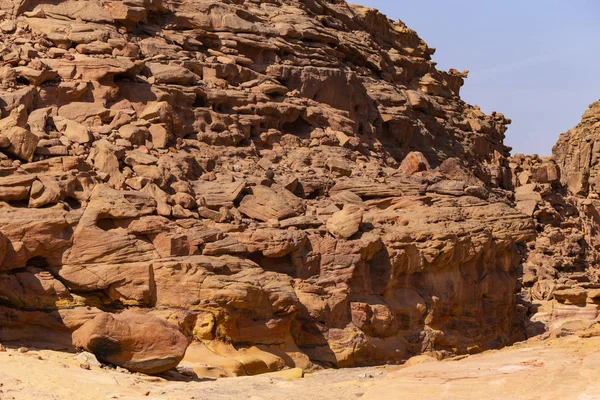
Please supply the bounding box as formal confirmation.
[513,101,600,337]
[0,0,536,375]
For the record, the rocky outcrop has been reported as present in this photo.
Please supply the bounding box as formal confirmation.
[554,101,600,196]
[0,0,536,375]
[511,101,600,336]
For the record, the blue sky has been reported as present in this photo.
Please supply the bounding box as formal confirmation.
[354,1,600,155]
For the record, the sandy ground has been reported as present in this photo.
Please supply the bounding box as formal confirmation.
[0,346,389,400]
[1,335,600,400]
[365,335,600,400]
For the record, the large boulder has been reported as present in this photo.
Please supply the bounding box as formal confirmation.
[72,310,189,374]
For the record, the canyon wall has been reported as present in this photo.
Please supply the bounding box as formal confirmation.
[515,101,600,335]
[0,0,541,375]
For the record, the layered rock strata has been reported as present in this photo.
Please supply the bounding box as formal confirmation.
[0,0,536,375]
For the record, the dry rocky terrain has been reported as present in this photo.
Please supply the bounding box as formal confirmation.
[0,0,598,398]
[2,325,600,399]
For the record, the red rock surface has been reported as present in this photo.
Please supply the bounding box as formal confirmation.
[0,0,542,374]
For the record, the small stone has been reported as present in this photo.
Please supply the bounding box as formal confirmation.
[176,366,197,377]
[267,218,280,228]
[0,20,16,33]
[265,168,275,180]
[74,351,102,368]
[326,158,352,177]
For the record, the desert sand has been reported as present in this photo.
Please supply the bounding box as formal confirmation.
[2,334,599,400]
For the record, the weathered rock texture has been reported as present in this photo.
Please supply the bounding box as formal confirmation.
[512,101,600,336]
[0,0,537,374]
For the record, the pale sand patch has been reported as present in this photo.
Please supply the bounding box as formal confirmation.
[2,336,600,400]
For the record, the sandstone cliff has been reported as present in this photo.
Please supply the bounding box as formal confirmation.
[0,0,538,375]
[512,101,600,336]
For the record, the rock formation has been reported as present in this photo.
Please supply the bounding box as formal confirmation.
[514,101,600,335]
[0,0,554,377]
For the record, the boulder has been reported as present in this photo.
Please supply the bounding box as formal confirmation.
[4,127,39,161]
[326,204,363,239]
[146,63,199,85]
[399,151,430,175]
[194,180,246,208]
[514,184,542,216]
[54,118,93,143]
[532,162,560,183]
[405,89,429,110]
[14,66,57,85]
[0,104,27,132]
[148,124,170,148]
[57,102,111,123]
[238,185,304,222]
[118,124,149,145]
[72,311,189,374]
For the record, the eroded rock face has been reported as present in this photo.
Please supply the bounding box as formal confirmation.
[554,101,600,196]
[511,101,600,336]
[0,0,535,374]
